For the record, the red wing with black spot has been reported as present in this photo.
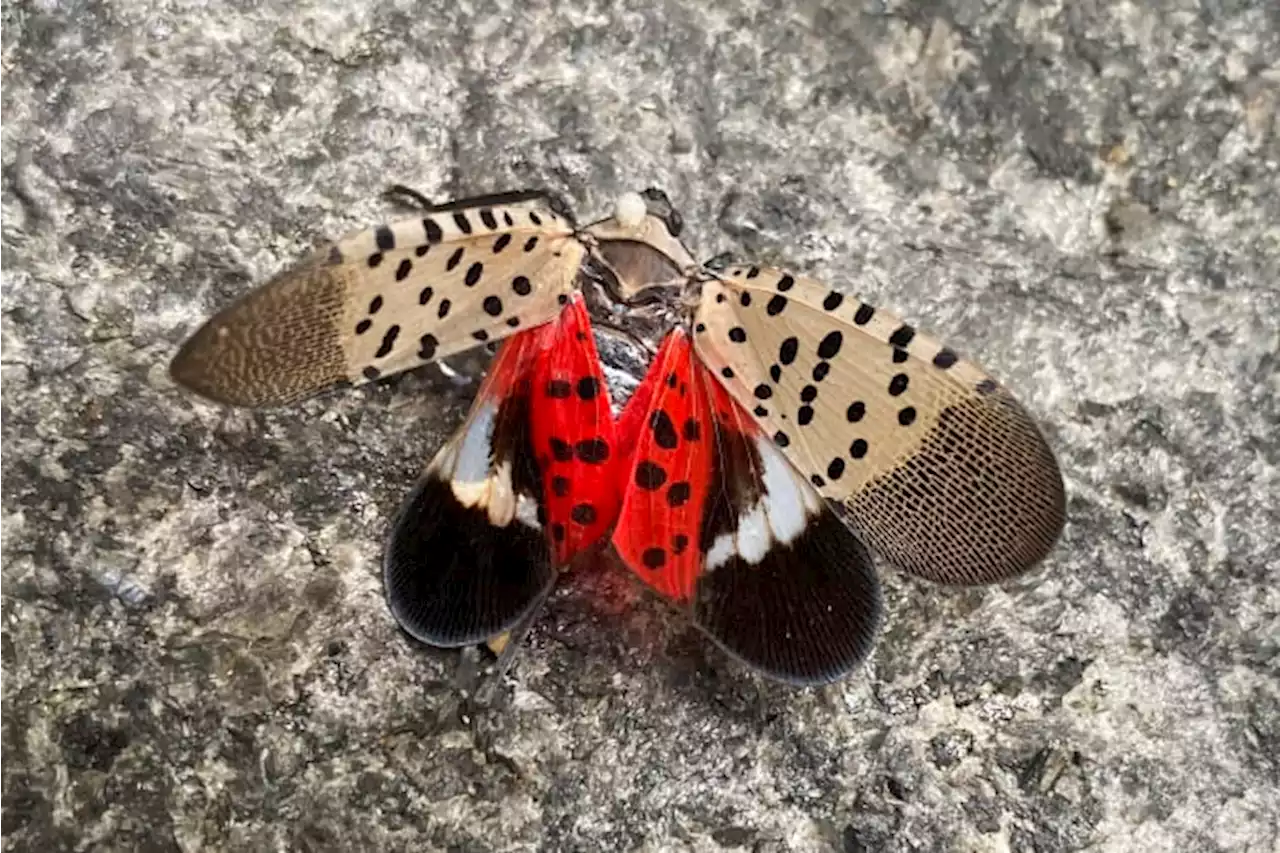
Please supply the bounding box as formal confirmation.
[528,300,622,564]
[611,329,883,685]
[384,295,619,647]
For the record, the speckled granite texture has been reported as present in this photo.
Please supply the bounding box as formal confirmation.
[3,1,1278,851]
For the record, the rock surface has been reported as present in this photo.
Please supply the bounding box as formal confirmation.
[3,1,1278,851]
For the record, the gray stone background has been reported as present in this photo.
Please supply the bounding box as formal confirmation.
[2,0,1277,850]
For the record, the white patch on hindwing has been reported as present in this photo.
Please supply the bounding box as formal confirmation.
[691,270,995,499]
[704,436,823,571]
[451,401,498,482]
[429,400,539,531]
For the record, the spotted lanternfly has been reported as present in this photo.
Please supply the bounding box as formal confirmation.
[170,183,1065,687]
[383,293,621,647]
[167,186,692,672]
[168,188,690,408]
[604,258,1066,684]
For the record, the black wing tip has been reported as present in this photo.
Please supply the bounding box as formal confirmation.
[693,508,884,686]
[383,473,555,649]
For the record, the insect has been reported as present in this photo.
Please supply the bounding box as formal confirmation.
[168,186,692,670]
[171,185,1065,687]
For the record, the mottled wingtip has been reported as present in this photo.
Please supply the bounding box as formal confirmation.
[843,389,1068,587]
[168,324,249,407]
[166,260,351,408]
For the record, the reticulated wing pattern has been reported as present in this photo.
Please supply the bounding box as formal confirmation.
[691,266,1065,585]
[171,197,582,407]
[612,329,883,685]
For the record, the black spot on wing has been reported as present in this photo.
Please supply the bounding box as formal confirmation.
[642,548,666,569]
[575,438,610,464]
[635,460,667,490]
[649,409,679,449]
[376,326,401,358]
[692,507,883,686]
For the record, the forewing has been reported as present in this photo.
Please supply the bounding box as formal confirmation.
[692,267,1066,586]
[613,329,883,685]
[171,196,582,407]
[383,315,555,647]
[528,296,622,564]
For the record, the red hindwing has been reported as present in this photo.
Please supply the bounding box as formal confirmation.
[528,297,621,564]
[383,294,619,647]
[611,328,883,685]
[613,330,715,601]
